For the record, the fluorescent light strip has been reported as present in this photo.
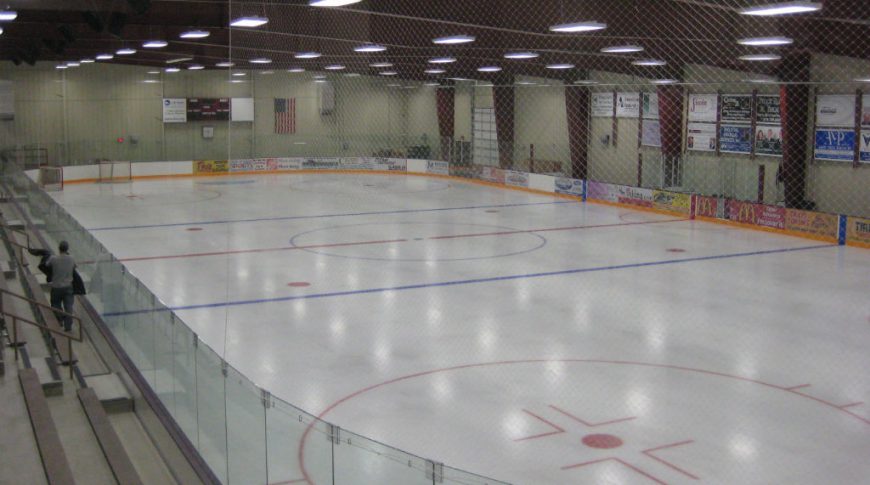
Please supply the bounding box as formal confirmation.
[433,35,475,45]
[429,57,457,64]
[81,59,95,64]
[354,44,387,53]
[0,11,17,21]
[546,63,575,69]
[739,53,782,61]
[477,66,501,72]
[96,54,114,60]
[56,65,68,70]
[116,48,137,55]
[180,30,210,39]
[651,79,678,84]
[380,71,398,76]
[601,45,644,53]
[370,62,393,68]
[324,65,346,70]
[188,65,205,70]
[737,36,793,46]
[425,69,446,74]
[166,57,193,64]
[295,52,322,59]
[66,62,80,67]
[549,21,606,33]
[232,72,246,77]
[143,40,168,48]
[216,61,235,67]
[632,59,667,66]
[230,16,268,27]
[165,67,181,73]
[249,58,272,64]
[288,68,305,73]
[740,1,822,16]
[310,0,362,6]
[504,52,539,60]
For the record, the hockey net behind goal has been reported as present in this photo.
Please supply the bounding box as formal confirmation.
[98,161,133,183]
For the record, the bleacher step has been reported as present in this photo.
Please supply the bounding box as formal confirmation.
[84,372,133,414]
[31,356,63,396]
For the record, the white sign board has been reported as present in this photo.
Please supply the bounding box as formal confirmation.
[687,122,717,152]
[816,94,855,128]
[615,92,640,118]
[642,92,659,120]
[591,92,614,118]
[163,98,187,123]
[688,94,718,123]
[231,97,254,122]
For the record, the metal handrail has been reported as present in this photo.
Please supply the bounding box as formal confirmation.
[1,226,32,264]
[0,286,82,379]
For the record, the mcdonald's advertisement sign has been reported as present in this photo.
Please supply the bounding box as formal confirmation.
[695,196,722,219]
[727,200,785,229]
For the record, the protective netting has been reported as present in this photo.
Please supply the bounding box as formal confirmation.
[1,1,869,485]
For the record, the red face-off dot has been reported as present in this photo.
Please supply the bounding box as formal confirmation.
[287,282,311,287]
[485,210,500,213]
[186,227,203,231]
[582,434,623,449]
[667,248,686,253]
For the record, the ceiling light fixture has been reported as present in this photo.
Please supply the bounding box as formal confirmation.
[188,65,205,70]
[549,21,607,33]
[601,45,644,53]
[546,63,575,69]
[854,78,870,83]
[370,62,393,68]
[180,30,210,39]
[0,11,17,21]
[232,72,246,77]
[425,69,446,74]
[477,66,502,72]
[739,1,822,16]
[166,57,193,64]
[737,36,793,46]
[380,71,398,76]
[309,0,362,6]
[147,70,160,74]
[295,52,322,59]
[504,52,539,60]
[651,79,678,84]
[429,57,457,64]
[739,53,782,61]
[116,48,137,55]
[632,59,667,66]
[354,44,387,53]
[56,65,68,70]
[216,61,235,67]
[433,35,475,45]
[143,40,168,48]
[96,54,114,60]
[324,64,346,70]
[165,67,181,73]
[230,16,268,28]
[249,57,272,64]
[81,59,95,64]
[288,67,305,73]
[66,62,80,67]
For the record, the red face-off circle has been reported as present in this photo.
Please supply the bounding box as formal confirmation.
[582,434,623,449]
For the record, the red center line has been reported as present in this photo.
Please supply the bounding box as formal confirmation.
[116,218,688,262]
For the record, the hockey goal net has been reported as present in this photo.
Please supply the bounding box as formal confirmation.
[38,165,63,191]
[98,160,133,183]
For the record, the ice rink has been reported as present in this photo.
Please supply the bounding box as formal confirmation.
[50,173,869,484]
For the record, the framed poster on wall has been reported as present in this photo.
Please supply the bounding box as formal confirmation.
[756,95,781,125]
[720,95,752,124]
[755,126,783,157]
[642,92,659,120]
[615,92,640,118]
[687,122,717,152]
[815,129,856,161]
[591,92,614,117]
[816,95,855,128]
[688,94,718,123]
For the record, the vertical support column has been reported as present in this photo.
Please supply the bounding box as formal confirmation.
[435,86,455,161]
[657,84,685,188]
[493,79,515,169]
[778,52,811,209]
[565,85,590,180]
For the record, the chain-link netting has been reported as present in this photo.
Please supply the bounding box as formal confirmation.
[1,1,869,484]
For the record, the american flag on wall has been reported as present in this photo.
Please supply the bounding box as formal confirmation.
[274,98,296,134]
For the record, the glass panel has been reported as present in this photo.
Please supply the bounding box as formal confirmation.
[195,343,228,483]
[171,318,198,441]
[266,398,333,485]
[333,429,431,485]
[225,364,267,485]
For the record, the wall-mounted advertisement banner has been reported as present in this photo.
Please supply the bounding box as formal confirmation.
[642,92,659,120]
[591,92,614,117]
[814,129,856,162]
[720,95,752,124]
[363,158,408,171]
[756,95,781,125]
[688,93,718,123]
[505,170,529,188]
[480,166,505,183]
[695,196,723,219]
[846,216,870,246]
[340,159,375,170]
[193,160,229,174]
[860,131,870,163]
[615,92,641,118]
[755,126,783,157]
[302,158,341,169]
[727,200,785,229]
[427,160,450,175]
[163,98,187,123]
[784,209,839,241]
[816,95,856,128]
[272,158,303,170]
[652,190,691,214]
[641,120,662,147]
[554,177,584,197]
[719,125,752,154]
[687,122,717,152]
[863,95,870,128]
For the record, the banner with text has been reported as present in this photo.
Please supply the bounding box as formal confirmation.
[815,129,856,162]
[727,200,785,229]
[687,123,717,152]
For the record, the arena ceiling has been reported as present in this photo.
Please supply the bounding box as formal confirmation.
[0,0,867,82]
